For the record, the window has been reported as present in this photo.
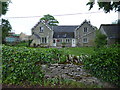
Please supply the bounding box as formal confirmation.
[63,34,67,38]
[44,37,47,43]
[53,40,56,43]
[83,27,88,32]
[32,32,34,34]
[83,38,88,43]
[40,27,44,32]
[60,39,63,43]
[66,39,70,43]
[41,37,47,43]
[42,37,44,43]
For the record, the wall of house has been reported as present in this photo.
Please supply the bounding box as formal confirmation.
[31,22,53,47]
[75,22,96,47]
[53,38,73,47]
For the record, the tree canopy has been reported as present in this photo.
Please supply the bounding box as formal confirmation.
[87,0,120,13]
[40,14,59,26]
[2,19,12,43]
[0,0,12,43]
[0,0,11,15]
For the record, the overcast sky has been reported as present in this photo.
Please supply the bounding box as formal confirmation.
[2,0,118,35]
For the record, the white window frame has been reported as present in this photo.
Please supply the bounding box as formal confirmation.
[66,39,70,43]
[41,37,47,43]
[40,27,44,32]
[83,38,88,43]
[83,27,88,33]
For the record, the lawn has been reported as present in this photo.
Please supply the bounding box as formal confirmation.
[62,47,95,56]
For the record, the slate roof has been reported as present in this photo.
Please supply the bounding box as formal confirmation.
[100,24,120,39]
[53,26,78,38]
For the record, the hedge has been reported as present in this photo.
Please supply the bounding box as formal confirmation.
[82,45,120,87]
[2,45,67,85]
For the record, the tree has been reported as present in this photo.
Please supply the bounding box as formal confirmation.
[2,19,12,43]
[40,14,59,26]
[86,0,120,13]
[0,0,12,44]
[0,0,11,16]
[95,30,107,48]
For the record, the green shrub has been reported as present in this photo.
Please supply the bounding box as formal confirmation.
[2,45,68,85]
[82,46,120,87]
[95,30,107,48]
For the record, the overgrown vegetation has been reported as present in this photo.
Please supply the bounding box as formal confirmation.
[42,78,102,88]
[82,44,120,87]
[94,30,107,48]
[2,45,68,85]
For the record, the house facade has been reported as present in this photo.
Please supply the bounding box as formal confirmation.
[19,32,31,41]
[30,20,96,47]
[75,21,96,46]
[31,21,53,47]
[99,24,120,45]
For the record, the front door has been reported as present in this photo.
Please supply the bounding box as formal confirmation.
[53,39,56,46]
[72,39,76,47]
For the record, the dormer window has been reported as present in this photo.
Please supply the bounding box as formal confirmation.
[63,34,67,38]
[40,27,44,32]
[83,27,88,32]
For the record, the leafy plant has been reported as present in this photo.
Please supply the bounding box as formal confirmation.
[2,45,68,85]
[82,45,120,87]
[94,30,107,48]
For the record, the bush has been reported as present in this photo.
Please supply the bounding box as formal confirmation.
[2,45,68,85]
[95,30,107,48]
[82,45,120,87]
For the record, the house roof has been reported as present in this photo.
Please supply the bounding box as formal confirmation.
[100,24,120,39]
[31,20,52,31]
[75,20,96,31]
[53,26,78,38]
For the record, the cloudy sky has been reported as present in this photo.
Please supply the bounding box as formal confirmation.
[2,0,118,35]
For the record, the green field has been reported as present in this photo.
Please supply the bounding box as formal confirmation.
[62,47,95,56]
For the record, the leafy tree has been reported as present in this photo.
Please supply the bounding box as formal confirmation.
[2,19,12,43]
[40,14,59,26]
[0,0,12,44]
[0,0,11,16]
[95,30,107,48]
[86,0,120,13]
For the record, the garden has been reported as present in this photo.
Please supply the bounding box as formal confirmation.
[2,44,120,88]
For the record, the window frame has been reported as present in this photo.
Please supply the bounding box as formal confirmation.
[83,38,88,43]
[40,27,44,33]
[83,27,88,33]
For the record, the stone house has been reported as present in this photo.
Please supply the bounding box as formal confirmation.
[99,24,120,45]
[75,20,96,46]
[19,32,31,41]
[31,21,53,47]
[30,20,96,47]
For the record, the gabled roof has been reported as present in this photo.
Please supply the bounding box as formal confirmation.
[53,25,78,38]
[75,20,95,31]
[31,20,52,31]
[100,24,120,39]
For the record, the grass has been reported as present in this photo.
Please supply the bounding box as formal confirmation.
[42,78,103,88]
[62,47,95,56]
